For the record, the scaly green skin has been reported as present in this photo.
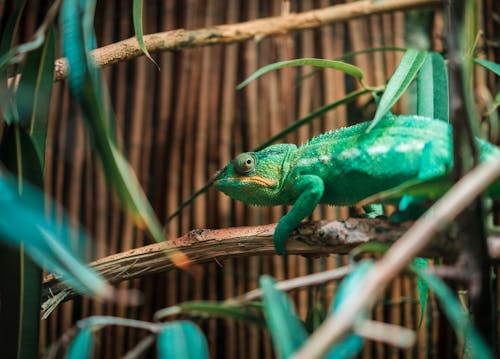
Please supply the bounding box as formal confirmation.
[215,115,500,254]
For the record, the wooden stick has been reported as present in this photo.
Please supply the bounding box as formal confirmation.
[51,0,440,82]
[43,215,500,304]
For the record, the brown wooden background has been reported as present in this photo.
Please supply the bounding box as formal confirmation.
[4,0,499,357]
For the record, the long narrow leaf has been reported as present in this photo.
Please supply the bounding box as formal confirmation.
[66,329,94,359]
[417,52,449,122]
[157,321,209,359]
[133,0,158,67]
[16,25,56,168]
[260,275,308,358]
[154,301,264,325]
[0,170,110,297]
[474,58,500,76]
[60,0,188,266]
[411,265,494,358]
[237,58,363,90]
[324,261,372,358]
[0,0,26,125]
[367,49,427,132]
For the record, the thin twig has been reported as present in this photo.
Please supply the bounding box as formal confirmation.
[354,320,416,349]
[229,265,352,303]
[292,157,500,358]
[121,334,156,359]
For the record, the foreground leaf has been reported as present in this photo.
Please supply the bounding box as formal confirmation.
[324,261,372,358]
[0,0,26,124]
[60,0,187,266]
[412,258,429,327]
[411,265,494,358]
[154,300,264,325]
[358,175,453,206]
[260,275,308,358]
[0,170,110,297]
[133,0,158,66]
[66,328,94,359]
[237,58,364,90]
[17,24,56,168]
[417,52,448,122]
[367,49,427,132]
[157,321,209,359]
[474,58,500,76]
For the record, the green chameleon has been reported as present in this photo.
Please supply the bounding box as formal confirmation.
[214,115,500,254]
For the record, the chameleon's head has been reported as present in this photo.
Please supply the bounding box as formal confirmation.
[214,144,295,206]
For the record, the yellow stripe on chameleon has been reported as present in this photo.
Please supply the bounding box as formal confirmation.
[239,176,276,187]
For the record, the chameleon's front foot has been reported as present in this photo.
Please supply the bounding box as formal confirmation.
[273,221,291,255]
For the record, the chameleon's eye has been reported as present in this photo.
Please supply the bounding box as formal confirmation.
[233,153,256,175]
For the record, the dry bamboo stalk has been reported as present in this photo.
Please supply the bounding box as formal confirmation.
[242,2,261,357]
[50,0,440,82]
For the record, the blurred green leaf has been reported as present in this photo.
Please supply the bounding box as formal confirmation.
[410,265,494,359]
[417,52,449,122]
[66,328,94,359]
[254,88,377,151]
[157,321,209,359]
[412,258,429,328]
[154,300,264,325]
[474,58,500,76]
[237,58,363,90]
[367,49,427,132]
[17,24,56,169]
[0,169,110,297]
[0,0,60,70]
[60,0,185,265]
[133,0,158,67]
[260,275,308,358]
[304,299,326,333]
[359,174,452,206]
[0,0,26,125]
[324,261,372,358]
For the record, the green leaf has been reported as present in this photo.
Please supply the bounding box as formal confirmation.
[410,265,494,359]
[154,300,264,325]
[255,88,375,151]
[133,0,158,67]
[324,261,372,358]
[358,175,453,206]
[60,0,185,265]
[474,58,500,76]
[0,124,44,358]
[412,258,429,328]
[260,275,308,358]
[66,328,94,359]
[304,299,326,333]
[16,25,56,169]
[237,58,364,90]
[367,49,427,132]
[0,0,26,125]
[417,52,449,122]
[157,321,209,359]
[0,170,110,297]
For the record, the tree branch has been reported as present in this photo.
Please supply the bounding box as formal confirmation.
[52,0,439,82]
[42,216,500,304]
